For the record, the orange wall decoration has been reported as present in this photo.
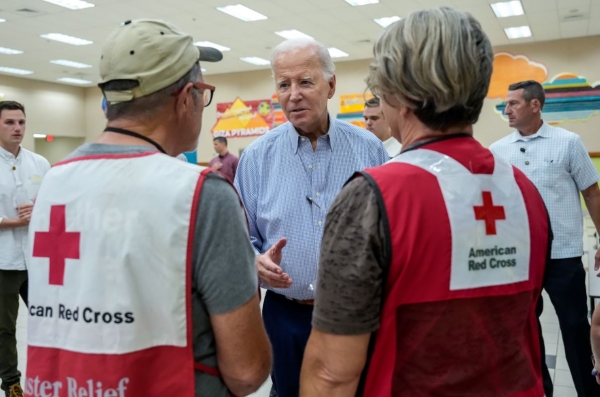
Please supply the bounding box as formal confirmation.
[487,52,548,100]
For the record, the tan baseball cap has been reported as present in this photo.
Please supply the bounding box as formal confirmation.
[99,19,222,103]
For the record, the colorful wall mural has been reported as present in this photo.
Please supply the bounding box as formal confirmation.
[488,52,600,125]
[336,92,374,128]
[211,95,286,138]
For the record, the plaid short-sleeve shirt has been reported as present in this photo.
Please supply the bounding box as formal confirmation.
[490,121,599,259]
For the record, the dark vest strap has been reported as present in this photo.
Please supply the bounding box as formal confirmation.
[353,171,393,397]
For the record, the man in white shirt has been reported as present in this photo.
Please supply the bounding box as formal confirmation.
[363,97,401,158]
[490,80,600,397]
[0,101,50,397]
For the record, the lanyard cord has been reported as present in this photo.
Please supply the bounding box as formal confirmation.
[103,127,167,154]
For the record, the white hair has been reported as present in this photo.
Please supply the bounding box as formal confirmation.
[270,38,335,81]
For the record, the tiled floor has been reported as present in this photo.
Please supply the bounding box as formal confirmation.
[11,290,579,397]
[539,290,578,397]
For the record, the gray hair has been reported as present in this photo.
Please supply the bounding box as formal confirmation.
[366,7,493,131]
[102,63,202,122]
[271,38,335,81]
[508,80,546,109]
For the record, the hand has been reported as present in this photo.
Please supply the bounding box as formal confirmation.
[17,203,34,222]
[256,238,292,288]
[212,162,223,170]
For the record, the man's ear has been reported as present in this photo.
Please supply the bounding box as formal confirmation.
[531,99,542,114]
[174,82,194,118]
[327,75,336,99]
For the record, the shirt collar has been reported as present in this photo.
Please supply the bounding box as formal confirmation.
[0,145,20,161]
[508,120,550,143]
[288,113,337,154]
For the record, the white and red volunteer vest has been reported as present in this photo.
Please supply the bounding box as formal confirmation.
[25,152,221,397]
[359,137,548,397]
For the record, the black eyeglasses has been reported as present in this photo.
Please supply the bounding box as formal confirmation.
[192,82,215,107]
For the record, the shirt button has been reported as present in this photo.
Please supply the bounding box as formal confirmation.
[316,192,320,197]
[12,166,16,170]
[301,137,306,141]
[308,164,313,170]
[318,221,323,227]
[525,161,530,165]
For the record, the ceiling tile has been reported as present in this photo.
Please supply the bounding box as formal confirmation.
[496,14,530,27]
[589,18,600,32]
[523,0,558,12]
[0,0,595,87]
[556,0,592,7]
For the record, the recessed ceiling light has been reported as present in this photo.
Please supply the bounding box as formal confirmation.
[0,19,6,23]
[240,57,270,66]
[201,68,207,72]
[0,67,33,75]
[50,59,92,68]
[33,134,47,138]
[41,33,93,46]
[328,48,349,58]
[0,47,23,55]
[491,1,525,18]
[504,25,532,39]
[217,4,267,22]
[42,0,94,10]
[194,41,231,52]
[344,0,379,5]
[374,16,401,28]
[58,77,92,85]
[275,29,313,40]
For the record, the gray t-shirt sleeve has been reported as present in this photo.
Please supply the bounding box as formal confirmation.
[193,173,258,315]
[312,176,386,335]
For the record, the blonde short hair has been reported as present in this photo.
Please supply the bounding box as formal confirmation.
[366,7,493,131]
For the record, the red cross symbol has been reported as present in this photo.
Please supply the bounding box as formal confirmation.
[33,205,81,286]
[473,191,506,235]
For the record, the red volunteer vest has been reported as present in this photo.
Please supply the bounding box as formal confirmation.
[25,152,231,397]
[360,137,548,397]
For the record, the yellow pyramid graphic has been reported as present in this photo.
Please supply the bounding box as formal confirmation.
[212,97,269,134]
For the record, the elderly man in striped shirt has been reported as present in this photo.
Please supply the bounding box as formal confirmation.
[234,38,388,397]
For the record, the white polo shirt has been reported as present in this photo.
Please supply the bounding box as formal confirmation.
[0,145,50,270]
[383,136,402,158]
[490,121,599,259]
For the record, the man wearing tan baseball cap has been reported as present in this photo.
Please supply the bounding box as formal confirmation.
[25,19,271,397]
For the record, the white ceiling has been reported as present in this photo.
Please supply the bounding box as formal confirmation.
[0,0,598,87]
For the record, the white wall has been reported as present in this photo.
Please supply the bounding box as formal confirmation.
[34,136,85,165]
[0,74,86,154]
[35,35,600,162]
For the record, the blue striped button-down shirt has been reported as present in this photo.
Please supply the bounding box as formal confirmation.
[490,121,599,259]
[234,115,388,299]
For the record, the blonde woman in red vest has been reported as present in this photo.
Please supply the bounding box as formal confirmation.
[300,7,550,397]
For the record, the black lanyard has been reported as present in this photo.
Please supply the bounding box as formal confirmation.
[401,133,473,154]
[103,127,167,154]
